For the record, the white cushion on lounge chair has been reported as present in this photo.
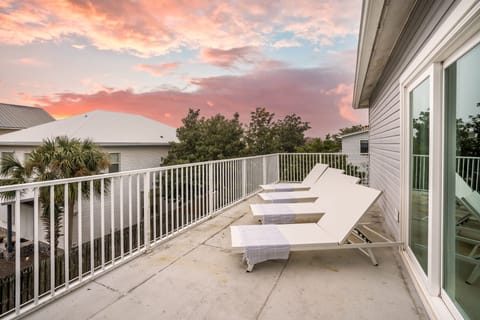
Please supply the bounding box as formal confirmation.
[231,184,384,270]
[258,169,360,203]
[260,163,328,192]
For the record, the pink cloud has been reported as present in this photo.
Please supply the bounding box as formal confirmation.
[31,67,366,137]
[15,57,47,66]
[200,47,259,68]
[133,62,180,76]
[325,83,358,123]
[0,0,360,57]
[320,38,333,46]
[72,44,86,49]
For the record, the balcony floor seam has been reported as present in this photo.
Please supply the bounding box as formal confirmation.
[256,259,289,320]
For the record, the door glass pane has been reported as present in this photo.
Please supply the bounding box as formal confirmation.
[409,77,430,275]
[444,43,480,318]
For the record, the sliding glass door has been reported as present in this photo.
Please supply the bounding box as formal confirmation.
[444,42,480,319]
[409,77,430,275]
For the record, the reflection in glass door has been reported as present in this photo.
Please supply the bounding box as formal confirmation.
[409,78,430,275]
[444,43,480,319]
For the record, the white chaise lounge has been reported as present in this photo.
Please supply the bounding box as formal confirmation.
[231,183,401,271]
[259,163,328,192]
[455,174,480,285]
[257,169,359,203]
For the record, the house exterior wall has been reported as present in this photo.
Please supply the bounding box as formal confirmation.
[103,146,169,171]
[367,0,456,239]
[0,145,171,244]
[341,132,369,172]
[341,132,369,154]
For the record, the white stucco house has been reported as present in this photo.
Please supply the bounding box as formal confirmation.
[340,129,369,172]
[354,0,480,318]
[0,110,178,246]
[340,130,369,155]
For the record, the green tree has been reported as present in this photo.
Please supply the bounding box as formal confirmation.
[338,124,368,136]
[297,134,341,153]
[458,113,480,156]
[275,114,310,153]
[244,107,310,155]
[412,111,430,155]
[0,137,110,250]
[244,107,278,155]
[164,109,245,164]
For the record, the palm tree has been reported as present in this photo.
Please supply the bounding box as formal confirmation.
[0,136,110,251]
[0,154,30,254]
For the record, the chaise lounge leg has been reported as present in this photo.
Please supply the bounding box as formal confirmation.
[466,263,480,285]
[242,255,255,272]
[366,248,378,266]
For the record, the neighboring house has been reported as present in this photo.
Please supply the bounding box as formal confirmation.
[0,103,54,135]
[340,130,369,171]
[354,1,480,319]
[340,130,369,154]
[0,109,177,171]
[0,110,178,246]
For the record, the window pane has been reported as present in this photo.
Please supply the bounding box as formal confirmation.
[109,153,120,163]
[109,153,120,173]
[444,43,480,318]
[409,77,430,275]
[109,164,120,173]
[360,140,369,154]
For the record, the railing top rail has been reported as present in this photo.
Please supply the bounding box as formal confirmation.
[0,152,373,193]
[413,154,480,160]
[0,154,277,193]
[455,155,480,160]
[277,152,369,156]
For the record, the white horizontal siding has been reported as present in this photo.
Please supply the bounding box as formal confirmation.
[367,0,456,239]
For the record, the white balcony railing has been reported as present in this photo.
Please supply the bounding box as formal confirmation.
[412,155,480,192]
[0,152,368,318]
[279,153,369,185]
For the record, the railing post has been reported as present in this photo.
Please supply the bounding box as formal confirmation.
[263,156,267,184]
[143,172,151,252]
[277,153,281,182]
[208,162,214,214]
[242,159,247,197]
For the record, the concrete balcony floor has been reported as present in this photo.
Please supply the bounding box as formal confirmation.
[24,196,428,320]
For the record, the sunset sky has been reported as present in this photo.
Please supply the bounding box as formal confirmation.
[0,0,367,137]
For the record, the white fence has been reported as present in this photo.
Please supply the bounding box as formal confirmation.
[0,152,366,318]
[278,153,369,185]
[412,155,480,192]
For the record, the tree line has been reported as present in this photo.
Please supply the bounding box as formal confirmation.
[164,107,367,165]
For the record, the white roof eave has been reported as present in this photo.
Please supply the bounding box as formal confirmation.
[353,0,416,109]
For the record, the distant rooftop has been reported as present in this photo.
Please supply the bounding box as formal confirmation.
[0,110,178,146]
[0,103,54,130]
[339,129,369,139]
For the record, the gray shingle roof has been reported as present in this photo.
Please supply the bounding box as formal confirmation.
[0,103,54,129]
